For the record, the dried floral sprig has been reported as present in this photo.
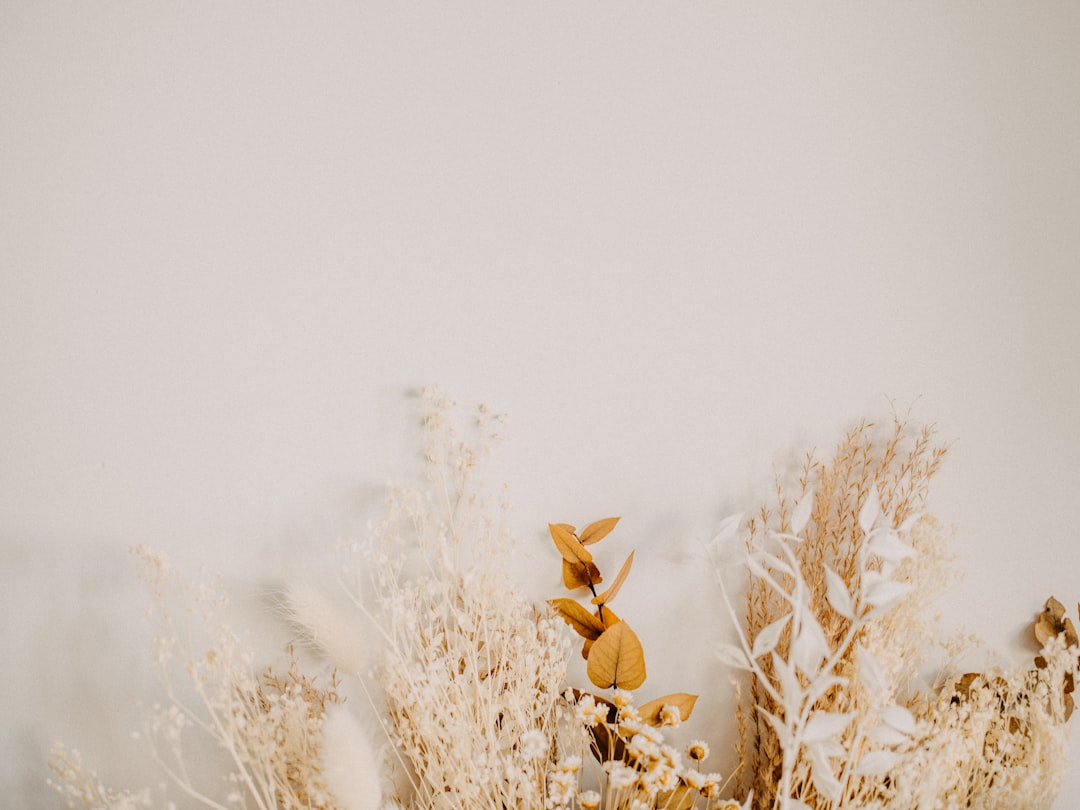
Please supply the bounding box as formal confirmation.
[345,390,570,810]
[551,690,750,810]
[717,419,1079,810]
[48,399,1080,810]
[547,519,647,691]
[50,546,360,810]
[718,484,924,809]
[547,518,719,810]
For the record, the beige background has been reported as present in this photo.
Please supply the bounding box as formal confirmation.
[2,2,1079,805]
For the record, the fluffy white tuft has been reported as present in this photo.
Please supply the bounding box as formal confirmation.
[285,582,366,676]
[321,704,383,810]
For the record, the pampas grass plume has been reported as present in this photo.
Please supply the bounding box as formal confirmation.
[321,704,383,810]
[286,582,367,676]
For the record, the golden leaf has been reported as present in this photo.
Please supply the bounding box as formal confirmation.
[637,693,699,727]
[549,598,605,640]
[586,621,646,690]
[598,606,620,628]
[579,516,620,546]
[592,550,635,606]
[657,787,695,810]
[550,523,593,565]
[563,558,603,590]
[583,607,620,659]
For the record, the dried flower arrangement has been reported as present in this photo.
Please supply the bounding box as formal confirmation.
[50,393,1079,810]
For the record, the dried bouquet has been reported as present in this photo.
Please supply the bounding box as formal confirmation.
[51,392,1079,810]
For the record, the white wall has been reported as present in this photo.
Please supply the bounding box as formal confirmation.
[2,3,1079,806]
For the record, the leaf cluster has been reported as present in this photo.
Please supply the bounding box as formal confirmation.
[1032,596,1080,720]
[547,518,645,691]
[546,518,701,772]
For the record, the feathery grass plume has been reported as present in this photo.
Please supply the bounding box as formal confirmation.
[321,703,384,810]
[346,388,571,810]
[285,581,368,678]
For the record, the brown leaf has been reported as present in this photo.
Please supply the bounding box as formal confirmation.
[579,517,620,546]
[1035,616,1056,646]
[657,787,695,810]
[1047,596,1067,622]
[588,722,627,764]
[586,621,647,690]
[549,598,605,640]
[1065,617,1079,648]
[550,523,593,565]
[563,558,603,590]
[592,550,635,606]
[637,693,699,727]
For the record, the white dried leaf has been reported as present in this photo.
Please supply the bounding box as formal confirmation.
[790,490,814,535]
[866,579,913,610]
[858,484,881,535]
[866,724,909,747]
[772,652,803,707]
[807,743,843,802]
[867,529,916,563]
[879,705,917,736]
[757,706,794,750]
[716,642,752,671]
[856,645,887,696]
[824,565,855,620]
[803,711,854,743]
[790,615,830,676]
[714,512,743,546]
[805,674,848,707]
[755,549,795,578]
[746,555,778,588]
[855,749,903,776]
[753,614,791,659]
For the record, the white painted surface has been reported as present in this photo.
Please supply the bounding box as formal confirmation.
[2,3,1078,805]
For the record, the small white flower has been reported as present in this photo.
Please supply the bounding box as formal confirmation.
[606,762,638,790]
[687,739,710,761]
[520,729,548,760]
[659,704,682,727]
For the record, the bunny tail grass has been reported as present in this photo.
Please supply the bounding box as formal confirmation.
[322,705,383,810]
[286,582,367,677]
